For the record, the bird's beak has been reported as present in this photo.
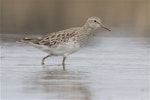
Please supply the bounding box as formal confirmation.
[101,23,111,31]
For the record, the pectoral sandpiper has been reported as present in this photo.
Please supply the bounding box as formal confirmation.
[20,16,110,70]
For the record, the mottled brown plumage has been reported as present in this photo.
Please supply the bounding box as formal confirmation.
[20,16,110,70]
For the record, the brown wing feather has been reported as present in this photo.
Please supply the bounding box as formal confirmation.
[38,28,79,47]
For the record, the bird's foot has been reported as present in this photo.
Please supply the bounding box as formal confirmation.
[41,62,45,65]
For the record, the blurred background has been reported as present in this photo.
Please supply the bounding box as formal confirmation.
[0,0,149,37]
[1,0,149,100]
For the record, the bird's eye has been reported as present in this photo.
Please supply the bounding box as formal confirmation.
[94,20,97,22]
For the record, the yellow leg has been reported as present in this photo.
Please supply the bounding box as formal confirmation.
[62,57,66,70]
[41,55,51,65]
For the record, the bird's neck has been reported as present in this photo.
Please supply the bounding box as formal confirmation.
[83,23,95,35]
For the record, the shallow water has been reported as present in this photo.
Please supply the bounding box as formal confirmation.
[1,34,149,100]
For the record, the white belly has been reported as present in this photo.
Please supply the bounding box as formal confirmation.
[31,41,80,57]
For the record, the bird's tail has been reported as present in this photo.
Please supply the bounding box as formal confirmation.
[16,37,40,44]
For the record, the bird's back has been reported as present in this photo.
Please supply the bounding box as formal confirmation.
[21,27,82,47]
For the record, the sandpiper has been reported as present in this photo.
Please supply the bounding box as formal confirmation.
[20,16,110,70]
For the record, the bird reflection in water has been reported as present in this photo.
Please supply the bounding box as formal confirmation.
[22,68,92,100]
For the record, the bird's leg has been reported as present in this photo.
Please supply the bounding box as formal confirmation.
[41,55,51,65]
[62,57,66,70]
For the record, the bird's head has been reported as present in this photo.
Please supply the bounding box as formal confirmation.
[85,16,111,31]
